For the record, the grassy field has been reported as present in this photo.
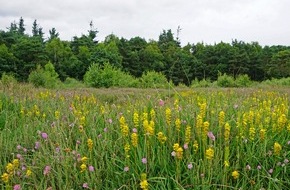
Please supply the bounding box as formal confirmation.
[0,84,290,190]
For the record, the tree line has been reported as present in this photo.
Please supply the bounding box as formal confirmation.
[1,17,290,85]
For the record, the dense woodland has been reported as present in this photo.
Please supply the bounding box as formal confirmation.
[1,17,290,85]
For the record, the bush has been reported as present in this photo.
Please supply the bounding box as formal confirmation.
[140,71,168,88]
[1,73,17,89]
[63,77,86,88]
[28,62,60,88]
[235,74,252,87]
[84,62,138,88]
[191,78,213,88]
[217,73,236,87]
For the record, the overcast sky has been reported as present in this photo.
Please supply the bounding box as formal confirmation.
[0,0,289,46]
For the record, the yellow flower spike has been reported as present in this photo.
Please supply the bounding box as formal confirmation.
[1,173,9,183]
[133,112,139,128]
[131,133,138,147]
[80,164,87,173]
[173,143,180,152]
[232,170,239,179]
[218,111,225,127]
[6,163,14,173]
[205,147,214,160]
[55,110,60,119]
[175,118,181,132]
[274,142,282,156]
[150,109,155,120]
[157,132,167,144]
[165,108,171,125]
[193,140,199,152]
[176,147,183,159]
[12,159,19,168]
[81,156,88,163]
[87,139,93,151]
[26,168,32,177]
[185,125,191,144]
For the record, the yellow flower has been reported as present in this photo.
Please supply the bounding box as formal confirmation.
[157,132,167,144]
[175,118,181,131]
[6,163,14,173]
[131,133,138,147]
[1,173,9,183]
[193,140,199,152]
[173,143,180,152]
[232,170,239,179]
[185,125,191,144]
[205,147,214,160]
[12,159,19,168]
[140,180,149,190]
[274,142,282,156]
[133,112,139,128]
[80,164,87,173]
[87,138,93,151]
[81,156,88,163]
[26,169,32,177]
[176,147,183,160]
[165,108,171,125]
[219,111,225,127]
[224,161,230,167]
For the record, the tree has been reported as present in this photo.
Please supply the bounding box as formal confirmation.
[18,17,25,35]
[268,50,290,78]
[48,28,59,41]
[0,44,17,76]
[32,20,38,37]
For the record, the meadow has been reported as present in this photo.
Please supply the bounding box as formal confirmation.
[0,84,289,190]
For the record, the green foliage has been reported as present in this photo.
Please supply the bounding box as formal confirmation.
[62,77,86,88]
[28,62,60,88]
[140,71,168,88]
[1,73,17,89]
[261,77,290,87]
[235,74,252,87]
[190,78,213,88]
[217,73,236,87]
[84,62,138,88]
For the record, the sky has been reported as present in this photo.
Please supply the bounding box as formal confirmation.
[0,0,290,46]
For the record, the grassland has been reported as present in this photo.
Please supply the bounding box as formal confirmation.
[0,84,290,189]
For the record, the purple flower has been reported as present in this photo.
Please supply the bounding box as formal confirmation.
[124,166,129,172]
[108,118,113,124]
[82,183,89,189]
[132,128,138,133]
[35,141,40,150]
[41,132,48,139]
[159,99,165,106]
[43,165,51,175]
[17,145,22,150]
[268,168,273,174]
[104,127,108,132]
[207,131,215,141]
[13,184,21,190]
[188,163,193,170]
[257,165,262,170]
[88,165,94,172]
[16,154,23,160]
[142,158,147,164]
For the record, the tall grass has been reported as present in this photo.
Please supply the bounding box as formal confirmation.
[0,85,289,189]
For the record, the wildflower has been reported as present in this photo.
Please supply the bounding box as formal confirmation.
[26,169,32,177]
[17,145,22,150]
[274,142,282,155]
[6,163,14,173]
[87,138,93,151]
[246,164,251,171]
[175,118,181,131]
[133,112,139,127]
[13,184,21,190]
[183,143,188,150]
[1,173,9,183]
[12,159,19,168]
[207,131,215,141]
[88,166,94,172]
[35,141,40,150]
[224,161,230,167]
[80,164,87,173]
[284,159,289,164]
[131,133,138,147]
[132,128,138,133]
[188,163,193,170]
[108,118,113,124]
[41,132,48,139]
[232,170,239,179]
[142,158,147,164]
[140,173,149,190]
[185,125,191,144]
[157,132,167,144]
[124,166,129,172]
[43,165,51,175]
[219,111,225,127]
[176,147,183,159]
[171,151,176,157]
[81,157,88,163]
[205,147,214,160]
[268,168,273,174]
[193,140,199,152]
[159,99,164,106]
[104,127,108,132]
[173,143,180,151]
[165,108,171,125]
[257,165,262,170]
[82,183,89,189]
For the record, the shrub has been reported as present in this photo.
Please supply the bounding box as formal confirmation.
[84,62,138,88]
[28,62,60,88]
[140,71,168,88]
[217,73,236,87]
[191,78,213,88]
[1,73,17,90]
[235,74,252,87]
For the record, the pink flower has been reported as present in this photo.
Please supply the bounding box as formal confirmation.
[43,165,51,175]
[35,141,40,150]
[142,158,147,164]
[207,131,215,141]
[268,168,273,174]
[82,183,89,189]
[132,128,138,133]
[124,166,129,172]
[88,165,94,172]
[17,145,22,150]
[257,165,262,170]
[183,143,188,150]
[159,99,165,106]
[188,163,193,170]
[41,132,48,139]
[104,127,108,132]
[13,184,21,190]
[108,118,113,124]
[171,151,176,157]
